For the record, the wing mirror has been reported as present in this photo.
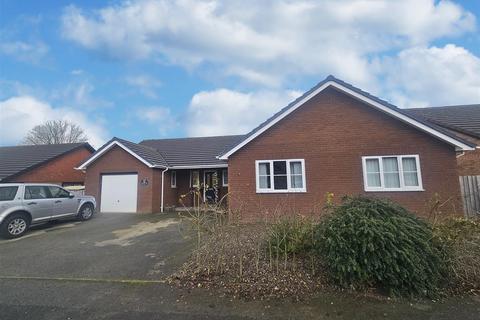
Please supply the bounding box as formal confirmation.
[69,192,75,198]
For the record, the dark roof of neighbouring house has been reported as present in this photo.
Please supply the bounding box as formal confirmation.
[0,142,95,181]
[140,135,244,167]
[78,135,244,169]
[406,105,480,139]
[218,75,476,158]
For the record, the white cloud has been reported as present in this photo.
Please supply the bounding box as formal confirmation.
[376,44,480,108]
[135,106,177,135]
[125,74,162,98]
[187,88,301,136]
[0,40,49,64]
[61,0,475,87]
[0,96,108,147]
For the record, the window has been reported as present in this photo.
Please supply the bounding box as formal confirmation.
[171,171,177,188]
[191,170,200,188]
[256,159,306,193]
[24,186,50,200]
[47,186,70,198]
[362,155,423,191]
[222,169,228,187]
[0,186,18,201]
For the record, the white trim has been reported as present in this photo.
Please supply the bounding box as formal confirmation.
[361,155,424,192]
[255,159,306,193]
[222,169,228,187]
[170,164,228,169]
[170,171,177,188]
[76,141,159,170]
[161,168,168,213]
[219,81,474,160]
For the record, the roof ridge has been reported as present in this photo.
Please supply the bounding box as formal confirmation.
[140,134,245,143]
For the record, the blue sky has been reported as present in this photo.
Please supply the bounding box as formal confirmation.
[1,0,479,147]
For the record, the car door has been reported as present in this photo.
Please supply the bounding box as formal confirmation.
[47,186,78,217]
[23,186,55,222]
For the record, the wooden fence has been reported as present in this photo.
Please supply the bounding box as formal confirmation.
[459,175,480,218]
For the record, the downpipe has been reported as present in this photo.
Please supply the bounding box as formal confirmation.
[161,167,169,213]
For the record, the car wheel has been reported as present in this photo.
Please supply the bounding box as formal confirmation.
[77,203,94,221]
[0,213,30,239]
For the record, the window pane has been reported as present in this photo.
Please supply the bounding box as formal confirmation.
[366,159,380,173]
[274,176,288,189]
[25,186,49,200]
[259,163,270,175]
[192,171,199,187]
[290,161,302,174]
[366,172,381,187]
[223,170,228,185]
[291,175,303,188]
[48,186,69,198]
[404,172,419,187]
[259,176,270,188]
[402,157,417,171]
[0,186,18,201]
[382,157,399,172]
[273,161,286,174]
[384,173,400,188]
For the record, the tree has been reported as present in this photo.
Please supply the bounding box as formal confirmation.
[22,120,88,145]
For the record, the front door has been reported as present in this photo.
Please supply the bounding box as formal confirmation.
[203,171,218,203]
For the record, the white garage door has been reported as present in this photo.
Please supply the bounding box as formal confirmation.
[100,174,138,213]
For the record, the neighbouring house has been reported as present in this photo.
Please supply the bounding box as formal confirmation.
[0,143,95,186]
[406,105,480,176]
[77,75,476,217]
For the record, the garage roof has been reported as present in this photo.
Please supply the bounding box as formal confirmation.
[0,143,95,181]
[77,135,243,169]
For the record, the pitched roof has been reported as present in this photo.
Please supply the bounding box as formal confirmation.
[406,105,480,139]
[218,75,475,159]
[77,137,169,169]
[0,143,95,181]
[77,135,243,169]
[140,135,244,167]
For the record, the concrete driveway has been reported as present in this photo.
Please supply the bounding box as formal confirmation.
[0,212,479,320]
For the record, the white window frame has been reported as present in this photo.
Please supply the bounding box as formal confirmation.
[171,171,177,188]
[361,155,424,192]
[190,170,200,188]
[255,159,306,193]
[222,169,228,187]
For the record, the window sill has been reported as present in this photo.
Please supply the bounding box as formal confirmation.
[364,188,425,192]
[256,189,307,194]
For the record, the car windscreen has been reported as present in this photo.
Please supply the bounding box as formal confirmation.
[0,186,19,201]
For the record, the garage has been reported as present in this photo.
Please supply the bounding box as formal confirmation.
[100,174,138,213]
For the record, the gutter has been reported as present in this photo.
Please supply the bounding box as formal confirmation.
[160,167,169,213]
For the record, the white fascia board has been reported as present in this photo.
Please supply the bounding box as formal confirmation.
[76,141,155,170]
[218,81,474,159]
[169,164,228,169]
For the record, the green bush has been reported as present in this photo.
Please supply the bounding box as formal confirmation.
[315,196,444,297]
[267,216,315,256]
[433,218,480,293]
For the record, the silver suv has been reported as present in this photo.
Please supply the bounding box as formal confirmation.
[0,183,96,239]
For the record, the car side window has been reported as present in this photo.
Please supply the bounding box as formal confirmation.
[47,186,70,198]
[24,186,50,200]
[0,186,18,201]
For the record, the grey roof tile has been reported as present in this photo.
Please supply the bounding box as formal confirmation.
[0,143,94,181]
[406,104,480,139]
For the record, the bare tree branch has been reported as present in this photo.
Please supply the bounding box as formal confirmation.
[22,120,88,145]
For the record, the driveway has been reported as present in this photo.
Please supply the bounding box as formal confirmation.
[0,212,479,320]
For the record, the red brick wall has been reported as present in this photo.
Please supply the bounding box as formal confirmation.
[446,131,480,176]
[228,87,462,219]
[84,146,160,213]
[10,146,92,185]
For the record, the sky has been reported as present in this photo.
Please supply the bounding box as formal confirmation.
[0,0,479,148]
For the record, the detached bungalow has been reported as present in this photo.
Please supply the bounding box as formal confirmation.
[77,76,476,217]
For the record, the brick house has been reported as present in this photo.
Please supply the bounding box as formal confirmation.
[78,76,476,217]
[0,143,95,186]
[406,105,480,176]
